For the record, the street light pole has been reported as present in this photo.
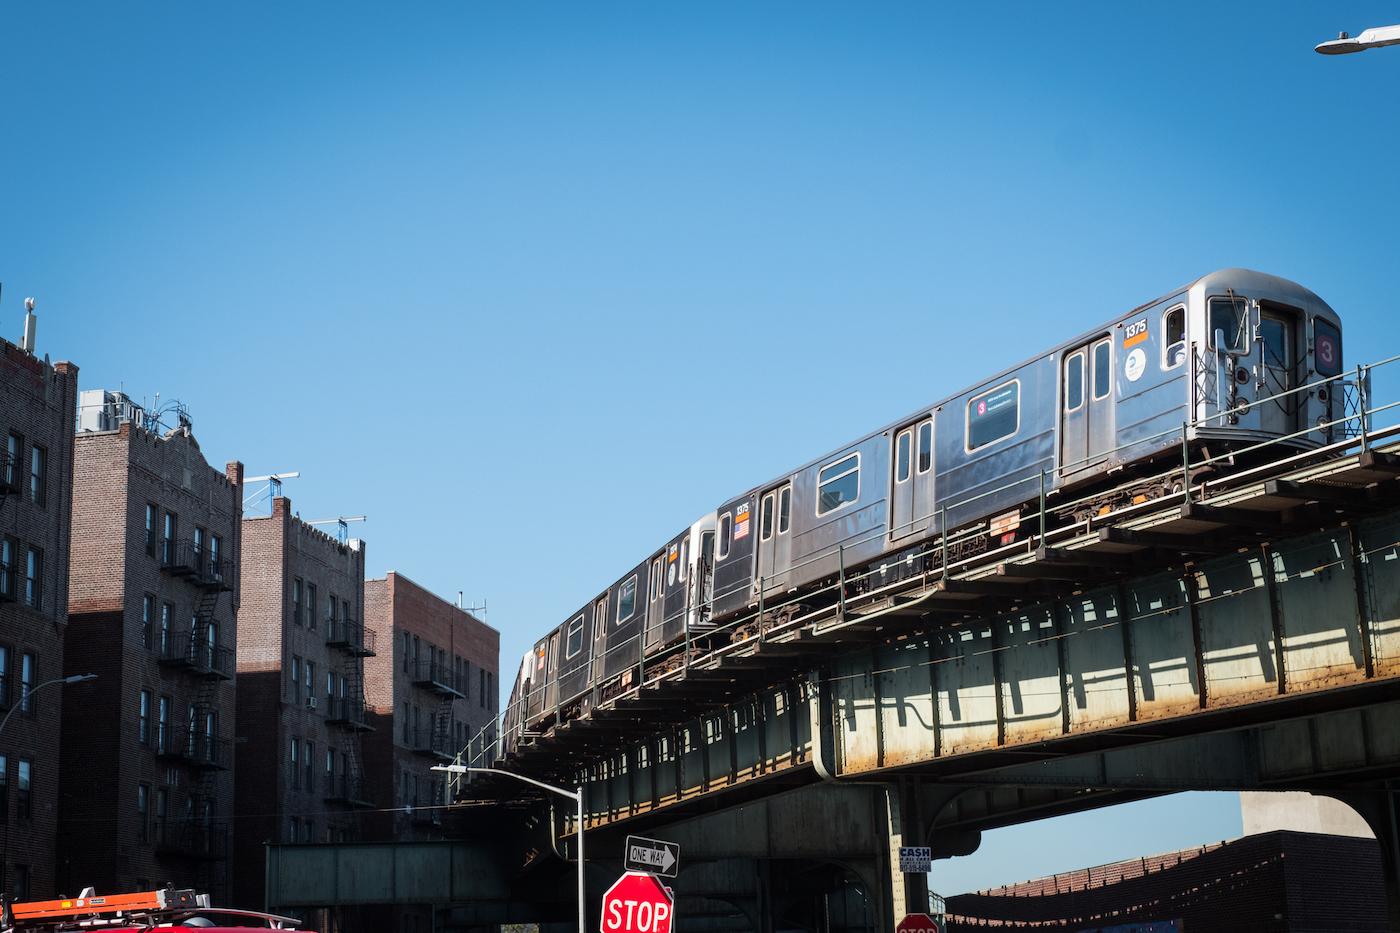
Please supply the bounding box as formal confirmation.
[0,673,96,901]
[433,765,586,933]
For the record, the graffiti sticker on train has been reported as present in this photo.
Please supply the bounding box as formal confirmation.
[1124,318,1149,348]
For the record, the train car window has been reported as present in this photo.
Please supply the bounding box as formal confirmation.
[917,423,932,473]
[1163,306,1186,369]
[650,558,661,600]
[778,487,792,533]
[1065,351,1085,412]
[1092,340,1112,400]
[817,455,860,515]
[1208,296,1249,352]
[895,431,911,483]
[760,494,775,540]
[967,381,1019,450]
[594,598,608,643]
[1314,318,1342,377]
[681,538,690,578]
[616,576,637,624]
[565,616,584,658]
[719,514,733,559]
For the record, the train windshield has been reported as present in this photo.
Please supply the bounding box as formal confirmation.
[1208,296,1249,352]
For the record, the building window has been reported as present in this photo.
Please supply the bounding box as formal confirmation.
[139,690,151,744]
[157,696,170,754]
[16,760,31,821]
[4,434,19,490]
[292,579,303,626]
[162,513,177,565]
[28,446,45,507]
[24,548,41,610]
[402,701,410,744]
[137,784,149,842]
[290,738,301,789]
[302,820,312,844]
[402,631,410,674]
[160,603,174,657]
[193,527,205,569]
[326,748,334,788]
[304,741,314,793]
[209,535,222,578]
[155,788,168,843]
[20,654,36,715]
[306,585,317,631]
[0,647,8,708]
[145,504,156,557]
[289,816,299,843]
[12,864,29,902]
[291,657,302,704]
[141,596,153,649]
[305,661,314,709]
[0,538,14,600]
[0,755,7,821]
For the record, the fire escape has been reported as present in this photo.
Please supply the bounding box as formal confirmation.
[157,536,233,899]
[410,651,465,827]
[324,614,377,810]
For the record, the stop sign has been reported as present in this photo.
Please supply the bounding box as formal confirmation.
[897,913,943,933]
[601,871,674,933]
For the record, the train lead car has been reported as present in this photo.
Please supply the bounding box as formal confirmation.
[502,268,1345,751]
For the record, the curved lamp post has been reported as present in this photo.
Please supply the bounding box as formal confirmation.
[0,674,97,737]
[433,764,585,933]
[1316,24,1400,54]
[0,673,96,899]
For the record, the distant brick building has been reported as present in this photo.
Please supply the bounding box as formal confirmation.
[944,830,1386,933]
[233,497,370,910]
[0,323,79,901]
[362,572,498,843]
[58,392,242,902]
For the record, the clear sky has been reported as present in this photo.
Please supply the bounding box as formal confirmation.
[3,1,1397,896]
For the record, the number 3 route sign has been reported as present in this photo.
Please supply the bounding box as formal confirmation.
[601,871,674,933]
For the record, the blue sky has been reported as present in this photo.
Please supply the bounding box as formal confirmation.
[4,1,1397,896]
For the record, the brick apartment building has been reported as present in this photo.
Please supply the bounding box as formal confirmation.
[59,391,243,901]
[362,572,498,842]
[0,315,79,901]
[233,496,371,910]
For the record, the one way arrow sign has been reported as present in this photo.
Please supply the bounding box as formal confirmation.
[624,835,681,878]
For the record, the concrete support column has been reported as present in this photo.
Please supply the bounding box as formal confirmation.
[881,784,907,932]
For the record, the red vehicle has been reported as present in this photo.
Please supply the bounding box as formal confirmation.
[1,887,307,933]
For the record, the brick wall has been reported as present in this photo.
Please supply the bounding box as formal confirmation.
[362,573,498,843]
[233,497,367,910]
[944,830,1386,933]
[0,345,78,899]
[59,418,242,901]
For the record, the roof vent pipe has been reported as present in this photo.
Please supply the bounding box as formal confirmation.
[19,297,36,354]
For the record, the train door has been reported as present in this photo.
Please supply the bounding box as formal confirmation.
[1061,337,1115,477]
[544,631,560,712]
[646,555,665,650]
[590,594,608,687]
[1259,305,1300,435]
[756,484,793,596]
[891,419,933,541]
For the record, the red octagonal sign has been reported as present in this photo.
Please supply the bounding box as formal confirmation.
[601,871,674,933]
[897,913,943,933]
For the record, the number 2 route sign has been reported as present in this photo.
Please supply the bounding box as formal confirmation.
[601,871,674,933]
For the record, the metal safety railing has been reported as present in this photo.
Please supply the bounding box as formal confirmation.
[497,351,1400,757]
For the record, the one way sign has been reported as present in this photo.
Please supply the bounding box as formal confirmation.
[624,835,681,878]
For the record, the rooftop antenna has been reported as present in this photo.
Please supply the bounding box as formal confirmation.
[19,297,36,354]
[306,516,366,544]
[243,472,301,515]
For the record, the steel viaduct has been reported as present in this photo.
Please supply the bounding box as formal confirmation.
[270,433,1400,932]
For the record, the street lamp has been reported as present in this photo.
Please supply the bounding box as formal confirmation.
[1316,24,1400,54]
[0,674,97,737]
[0,672,96,900]
[432,764,586,933]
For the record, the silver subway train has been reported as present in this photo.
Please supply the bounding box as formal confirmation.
[502,268,1346,751]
